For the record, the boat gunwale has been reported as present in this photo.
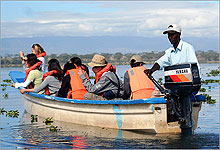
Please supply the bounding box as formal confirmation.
[9,71,205,105]
[27,92,167,105]
[23,94,157,115]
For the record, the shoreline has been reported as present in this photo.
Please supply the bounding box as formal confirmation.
[1,61,219,68]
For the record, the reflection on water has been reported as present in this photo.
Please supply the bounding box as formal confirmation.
[1,64,219,149]
[0,111,218,149]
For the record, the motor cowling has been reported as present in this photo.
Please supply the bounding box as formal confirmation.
[164,63,201,95]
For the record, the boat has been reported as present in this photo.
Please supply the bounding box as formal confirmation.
[9,71,205,134]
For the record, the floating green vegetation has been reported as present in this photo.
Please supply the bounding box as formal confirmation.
[2,87,6,91]
[1,84,8,87]
[206,69,219,77]
[43,117,60,132]
[0,108,7,115]
[199,88,206,92]
[31,115,38,123]
[3,79,12,83]
[43,117,54,125]
[1,79,12,88]
[202,94,216,104]
[5,110,19,118]
[158,78,163,85]
[1,84,12,87]
[3,93,8,99]
[201,79,220,84]
[49,125,59,132]
[1,79,12,95]
[89,76,95,79]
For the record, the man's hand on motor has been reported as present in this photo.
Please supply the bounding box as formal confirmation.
[144,69,153,76]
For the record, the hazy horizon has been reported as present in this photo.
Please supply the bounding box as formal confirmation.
[1,1,219,56]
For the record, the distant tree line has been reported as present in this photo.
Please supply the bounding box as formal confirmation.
[1,50,219,67]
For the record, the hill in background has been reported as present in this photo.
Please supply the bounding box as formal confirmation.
[1,36,219,56]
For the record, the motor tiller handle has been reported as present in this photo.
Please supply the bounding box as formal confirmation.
[147,75,166,94]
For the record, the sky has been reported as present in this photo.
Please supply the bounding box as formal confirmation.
[1,1,219,38]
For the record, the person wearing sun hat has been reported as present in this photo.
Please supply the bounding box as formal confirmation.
[79,54,123,100]
[144,24,200,135]
[123,55,155,100]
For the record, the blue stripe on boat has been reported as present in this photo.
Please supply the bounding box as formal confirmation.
[28,92,167,104]
[9,71,205,104]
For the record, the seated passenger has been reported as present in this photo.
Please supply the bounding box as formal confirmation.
[19,59,64,96]
[123,55,155,99]
[79,54,123,100]
[70,57,89,76]
[12,54,43,89]
[57,57,89,99]
[20,43,46,72]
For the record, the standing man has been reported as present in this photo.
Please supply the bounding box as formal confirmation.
[145,24,199,75]
[145,24,200,135]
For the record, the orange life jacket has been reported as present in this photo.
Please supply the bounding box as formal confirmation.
[36,52,46,58]
[127,66,155,99]
[66,68,89,100]
[43,70,58,95]
[95,63,116,83]
[24,61,42,81]
[24,61,42,89]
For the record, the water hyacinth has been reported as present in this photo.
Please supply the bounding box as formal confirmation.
[158,78,163,85]
[43,117,54,125]
[5,110,19,118]
[2,87,6,91]
[1,84,8,87]
[202,94,216,104]
[3,79,12,83]
[3,93,8,99]
[0,108,7,115]
[89,76,95,79]
[49,125,59,132]
[31,115,38,123]
[207,69,219,77]
[199,88,206,92]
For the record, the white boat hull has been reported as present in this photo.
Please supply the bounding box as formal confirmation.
[9,71,204,134]
[22,94,183,133]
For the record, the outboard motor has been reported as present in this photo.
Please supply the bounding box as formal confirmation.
[148,63,201,135]
[164,63,201,95]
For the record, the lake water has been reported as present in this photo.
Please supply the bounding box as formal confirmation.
[1,64,219,149]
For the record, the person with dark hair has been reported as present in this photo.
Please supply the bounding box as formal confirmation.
[12,54,43,89]
[20,43,46,72]
[78,54,123,100]
[20,59,64,96]
[123,55,155,100]
[57,57,89,99]
[144,24,199,76]
[144,24,200,135]
[63,62,76,75]
[70,57,89,76]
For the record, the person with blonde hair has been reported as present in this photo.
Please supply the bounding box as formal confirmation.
[20,43,46,72]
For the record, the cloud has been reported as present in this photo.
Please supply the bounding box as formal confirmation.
[79,24,93,31]
[104,27,113,32]
[1,1,219,38]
